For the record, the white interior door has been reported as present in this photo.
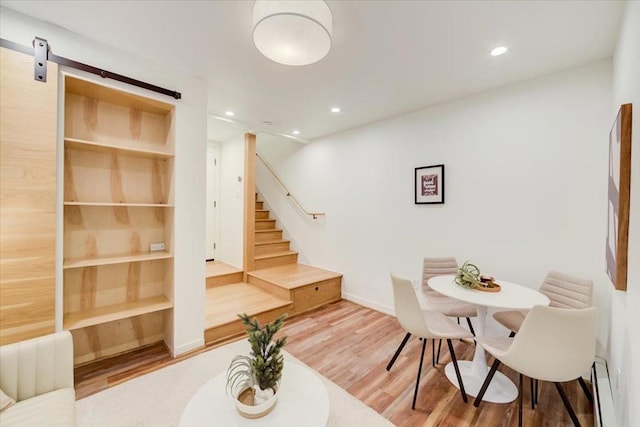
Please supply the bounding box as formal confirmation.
[206,142,221,260]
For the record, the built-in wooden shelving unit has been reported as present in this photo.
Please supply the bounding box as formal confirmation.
[63,252,174,269]
[63,75,175,365]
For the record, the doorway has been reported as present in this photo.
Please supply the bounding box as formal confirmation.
[206,142,221,260]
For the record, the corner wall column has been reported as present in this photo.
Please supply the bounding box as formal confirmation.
[243,133,256,277]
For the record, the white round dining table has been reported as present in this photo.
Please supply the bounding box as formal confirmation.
[427,274,550,404]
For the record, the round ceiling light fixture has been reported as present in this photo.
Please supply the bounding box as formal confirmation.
[252,0,333,66]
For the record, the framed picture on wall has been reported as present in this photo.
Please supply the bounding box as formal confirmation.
[415,164,445,204]
[605,103,632,291]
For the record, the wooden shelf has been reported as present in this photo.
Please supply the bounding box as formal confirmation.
[64,137,173,160]
[64,201,174,207]
[64,296,173,330]
[64,252,173,269]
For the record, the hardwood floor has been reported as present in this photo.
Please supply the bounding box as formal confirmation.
[74,300,593,426]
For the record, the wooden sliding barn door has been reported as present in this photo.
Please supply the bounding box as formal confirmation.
[0,47,58,344]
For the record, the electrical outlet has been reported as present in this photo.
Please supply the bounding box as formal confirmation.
[150,242,165,252]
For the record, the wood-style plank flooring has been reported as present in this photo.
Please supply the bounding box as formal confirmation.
[75,300,593,426]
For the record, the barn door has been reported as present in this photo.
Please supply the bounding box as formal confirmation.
[0,46,58,344]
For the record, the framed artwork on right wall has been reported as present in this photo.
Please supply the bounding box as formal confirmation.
[605,103,632,291]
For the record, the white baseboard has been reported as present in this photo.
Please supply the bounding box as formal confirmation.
[342,292,395,316]
[173,338,205,357]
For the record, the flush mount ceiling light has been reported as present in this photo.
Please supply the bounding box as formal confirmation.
[252,0,333,66]
[490,46,508,56]
[225,110,235,117]
[330,106,341,113]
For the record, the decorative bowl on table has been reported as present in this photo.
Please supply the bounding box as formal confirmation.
[455,261,501,292]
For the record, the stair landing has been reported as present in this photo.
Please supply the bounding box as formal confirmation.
[248,263,343,315]
[248,263,342,289]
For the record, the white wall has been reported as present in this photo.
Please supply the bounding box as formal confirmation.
[218,136,245,268]
[0,7,208,356]
[257,61,613,347]
[609,3,640,426]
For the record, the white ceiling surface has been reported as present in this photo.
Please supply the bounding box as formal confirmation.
[2,1,625,142]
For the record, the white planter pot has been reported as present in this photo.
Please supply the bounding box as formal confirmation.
[234,387,278,419]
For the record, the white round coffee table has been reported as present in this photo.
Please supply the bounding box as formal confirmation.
[180,361,330,426]
[428,274,550,404]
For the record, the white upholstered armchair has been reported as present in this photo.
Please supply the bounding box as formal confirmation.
[0,331,76,426]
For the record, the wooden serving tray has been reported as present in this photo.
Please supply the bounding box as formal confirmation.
[474,282,501,292]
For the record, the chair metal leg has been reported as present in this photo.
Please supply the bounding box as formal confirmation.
[534,379,539,405]
[386,332,411,371]
[530,377,536,409]
[412,338,428,410]
[509,331,516,338]
[436,339,442,364]
[465,317,476,337]
[519,374,524,427]
[555,382,581,427]
[578,377,593,403]
[474,357,501,407]
[431,339,435,368]
[446,339,468,403]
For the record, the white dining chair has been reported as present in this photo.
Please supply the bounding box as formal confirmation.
[386,257,477,371]
[474,305,597,427]
[389,274,472,409]
[492,271,593,407]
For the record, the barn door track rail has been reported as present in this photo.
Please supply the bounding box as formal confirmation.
[0,37,181,100]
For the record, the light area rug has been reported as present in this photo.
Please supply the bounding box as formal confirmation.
[76,339,395,427]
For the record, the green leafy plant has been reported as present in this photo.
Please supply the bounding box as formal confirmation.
[455,261,482,289]
[226,313,287,402]
[455,261,499,290]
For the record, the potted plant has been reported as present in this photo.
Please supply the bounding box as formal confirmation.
[226,313,287,418]
[455,261,501,292]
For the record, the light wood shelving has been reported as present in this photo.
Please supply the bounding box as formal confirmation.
[63,75,175,365]
[64,296,173,330]
[64,202,174,207]
[64,137,173,160]
[63,251,173,269]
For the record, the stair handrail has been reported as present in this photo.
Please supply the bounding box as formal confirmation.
[256,152,325,220]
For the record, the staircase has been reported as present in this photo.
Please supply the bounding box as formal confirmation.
[204,195,342,344]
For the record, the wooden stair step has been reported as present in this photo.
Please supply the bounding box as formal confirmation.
[255,229,283,242]
[254,239,291,255]
[255,201,264,210]
[253,250,298,270]
[255,219,276,230]
[255,210,270,219]
[204,283,292,344]
[206,261,243,288]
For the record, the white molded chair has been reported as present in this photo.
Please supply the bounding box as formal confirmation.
[389,274,472,409]
[387,257,478,371]
[474,305,597,427]
[492,271,593,408]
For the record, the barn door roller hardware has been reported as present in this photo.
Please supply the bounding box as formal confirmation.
[0,36,182,100]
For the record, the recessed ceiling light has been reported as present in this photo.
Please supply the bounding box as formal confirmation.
[490,46,508,57]
[225,110,235,117]
[292,130,300,135]
[331,107,341,113]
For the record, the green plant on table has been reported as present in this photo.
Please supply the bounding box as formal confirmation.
[455,261,500,289]
[226,313,287,405]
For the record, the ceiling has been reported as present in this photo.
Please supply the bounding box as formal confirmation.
[1,1,625,142]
